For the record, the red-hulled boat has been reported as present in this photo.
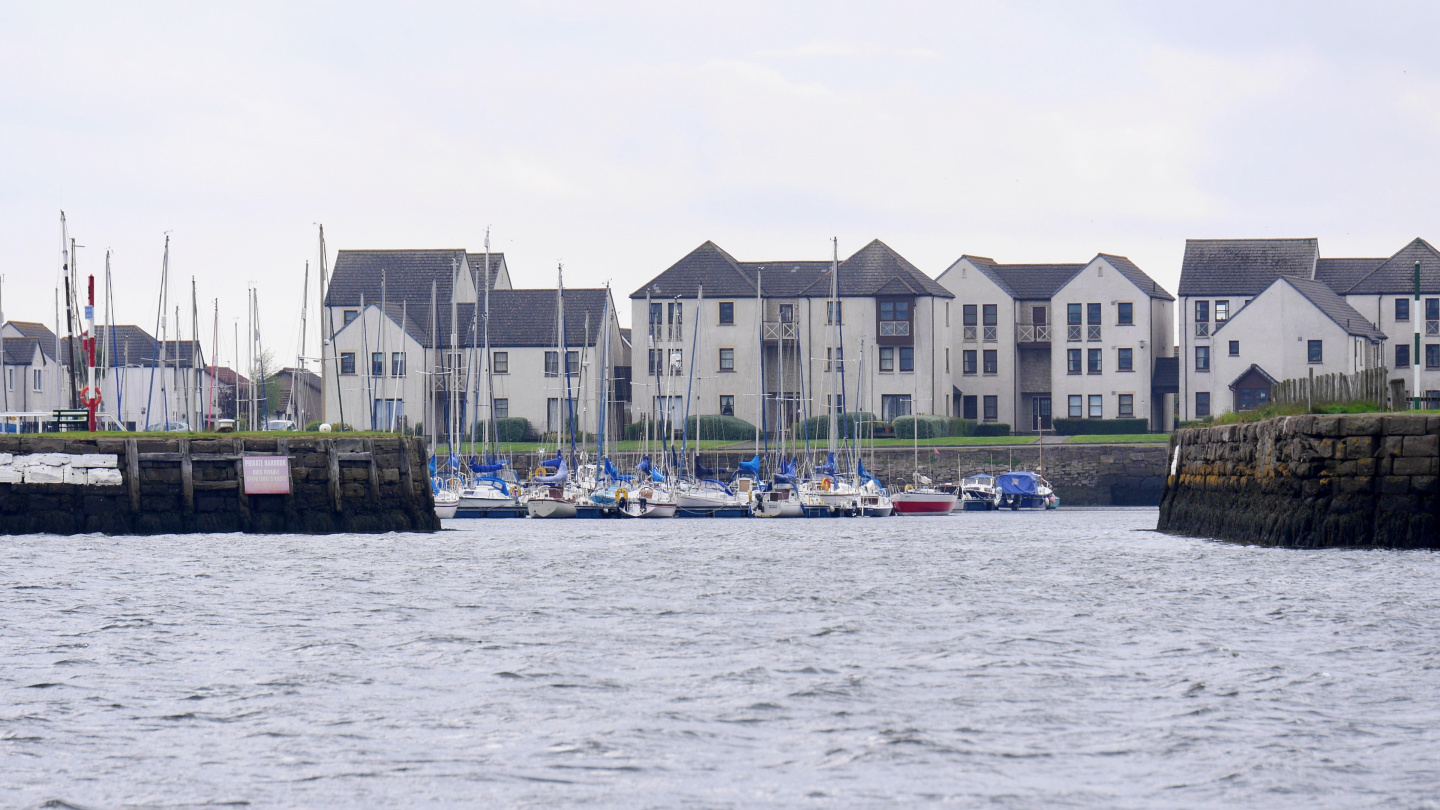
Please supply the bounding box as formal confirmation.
[891,473,959,515]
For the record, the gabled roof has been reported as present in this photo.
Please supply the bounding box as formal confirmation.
[630,239,951,300]
[212,366,249,386]
[5,321,59,360]
[1097,254,1175,301]
[326,249,471,308]
[1228,363,1279,390]
[1217,276,1386,342]
[2,337,40,366]
[357,288,613,349]
[965,257,1086,300]
[463,253,508,288]
[1178,238,1319,297]
[94,325,206,368]
[1314,258,1384,292]
[1343,238,1440,295]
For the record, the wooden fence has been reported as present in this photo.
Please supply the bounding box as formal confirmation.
[1270,366,1389,410]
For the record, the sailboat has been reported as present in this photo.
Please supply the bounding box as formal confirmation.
[889,358,957,516]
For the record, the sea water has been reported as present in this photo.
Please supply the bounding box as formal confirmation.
[3,509,1438,808]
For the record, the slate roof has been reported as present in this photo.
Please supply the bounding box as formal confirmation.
[1314,258,1384,292]
[1228,363,1279,390]
[1216,277,1385,341]
[630,239,952,300]
[1097,254,1176,301]
[5,321,60,360]
[93,325,206,368]
[965,257,1086,300]
[325,249,471,307]
[1178,238,1319,297]
[212,366,248,386]
[1,337,40,366]
[1343,238,1440,295]
[463,253,507,288]
[360,288,613,349]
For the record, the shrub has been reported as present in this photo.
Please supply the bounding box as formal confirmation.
[1051,418,1150,436]
[473,417,531,443]
[304,420,323,432]
[891,416,978,439]
[973,423,1011,437]
[800,412,879,440]
[685,414,758,442]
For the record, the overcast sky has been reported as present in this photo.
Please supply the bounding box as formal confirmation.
[3,1,1438,368]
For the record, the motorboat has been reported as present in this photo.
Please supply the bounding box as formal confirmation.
[959,474,1001,511]
[433,487,459,519]
[459,471,520,511]
[751,482,804,518]
[997,471,1059,510]
[799,476,860,513]
[891,473,959,515]
[675,478,747,511]
[856,479,893,517]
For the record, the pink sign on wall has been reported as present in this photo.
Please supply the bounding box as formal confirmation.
[243,456,292,494]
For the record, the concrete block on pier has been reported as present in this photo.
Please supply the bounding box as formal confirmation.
[0,466,20,484]
[63,467,88,485]
[88,468,123,486]
[71,454,118,469]
[24,465,64,484]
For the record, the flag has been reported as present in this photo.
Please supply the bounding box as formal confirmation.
[933,448,941,456]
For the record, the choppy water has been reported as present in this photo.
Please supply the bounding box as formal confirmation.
[3,510,1439,808]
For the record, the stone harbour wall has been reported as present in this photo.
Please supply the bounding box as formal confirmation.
[0,435,440,536]
[1157,414,1439,548]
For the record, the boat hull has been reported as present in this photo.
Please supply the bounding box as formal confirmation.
[961,497,998,511]
[892,492,959,515]
[434,501,458,519]
[526,498,577,518]
[752,500,804,518]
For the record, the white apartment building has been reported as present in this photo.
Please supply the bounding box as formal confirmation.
[628,240,954,433]
[936,253,1176,432]
[1178,237,1436,418]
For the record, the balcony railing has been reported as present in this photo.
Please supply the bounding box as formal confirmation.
[763,321,798,341]
[1067,325,1082,342]
[963,326,977,342]
[983,326,997,342]
[1088,325,1102,342]
[1428,319,1439,337]
[1016,323,1051,343]
[1195,322,1210,337]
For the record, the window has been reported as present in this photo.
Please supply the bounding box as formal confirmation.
[667,302,683,338]
[963,395,977,420]
[718,301,734,325]
[668,349,683,375]
[1307,340,1323,364]
[1228,340,1239,357]
[1215,300,1229,322]
[962,350,977,375]
[546,398,562,433]
[546,351,560,377]
[1088,395,1102,419]
[879,300,909,336]
[1067,303,1082,325]
[983,395,998,422]
[881,393,911,422]
[962,304,977,341]
[1429,298,1439,322]
[719,347,735,371]
[371,352,384,377]
[945,347,950,373]
[825,347,843,371]
[1429,344,1440,370]
[945,301,950,327]
[1118,394,1134,418]
[1397,298,1410,321]
[32,369,41,391]
[1118,347,1133,372]
[340,352,356,375]
[1068,395,1082,418]
[826,394,845,414]
[372,398,405,429]
[5,368,11,391]
[648,302,663,332]
[494,398,509,419]
[566,350,580,375]
[982,304,997,341]
[391,352,406,377]
[827,300,843,325]
[1195,391,1211,417]
[493,351,508,374]
[1067,348,1081,375]
[719,394,735,416]
[899,346,915,372]
[1195,346,1210,371]
[1396,344,1410,368]
[1195,300,1209,322]
[879,346,895,372]
[343,310,358,326]
[1087,348,1102,374]
[1117,302,1133,325]
[1086,303,1101,325]
[982,349,996,375]
[779,303,794,323]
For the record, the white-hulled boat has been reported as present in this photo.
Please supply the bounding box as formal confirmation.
[675,478,745,510]
[459,472,520,510]
[434,487,459,519]
[525,484,578,518]
[891,473,959,516]
[959,474,1001,511]
[997,471,1059,511]
[856,480,893,517]
[752,482,804,517]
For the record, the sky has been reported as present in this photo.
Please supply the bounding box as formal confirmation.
[3,1,1439,370]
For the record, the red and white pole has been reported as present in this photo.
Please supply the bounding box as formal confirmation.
[85,275,98,429]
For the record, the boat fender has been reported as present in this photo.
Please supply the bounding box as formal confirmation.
[905,484,914,492]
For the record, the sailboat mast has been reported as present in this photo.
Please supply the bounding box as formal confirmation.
[754,271,762,456]
[298,261,310,427]
[481,229,493,459]
[828,237,839,462]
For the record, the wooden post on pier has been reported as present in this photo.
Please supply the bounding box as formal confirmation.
[126,438,141,512]
[179,438,194,514]
[328,440,342,512]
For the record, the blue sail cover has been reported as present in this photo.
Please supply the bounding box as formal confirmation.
[694,456,717,477]
[536,457,569,484]
[470,457,505,474]
[774,456,797,485]
[856,460,877,485]
[997,471,1041,495]
[542,456,563,469]
[737,454,761,478]
[603,457,634,483]
[815,452,837,476]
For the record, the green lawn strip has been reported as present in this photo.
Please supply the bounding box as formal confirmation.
[1063,434,1170,444]
[867,436,1038,447]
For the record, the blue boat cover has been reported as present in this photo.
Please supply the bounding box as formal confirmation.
[815,452,837,476]
[998,471,1041,495]
[536,458,569,484]
[470,457,505,474]
[694,456,717,477]
[700,478,734,496]
[856,460,877,485]
[603,457,634,483]
[737,454,761,478]
[774,456,797,485]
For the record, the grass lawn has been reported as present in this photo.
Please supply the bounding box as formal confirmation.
[868,436,1038,447]
[1063,434,1170,444]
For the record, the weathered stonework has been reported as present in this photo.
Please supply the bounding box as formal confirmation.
[1157,414,1440,548]
[0,435,439,536]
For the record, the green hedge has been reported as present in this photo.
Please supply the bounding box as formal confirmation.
[800,412,878,440]
[472,417,531,443]
[685,414,758,441]
[893,415,977,439]
[973,422,1011,437]
[1052,418,1150,436]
